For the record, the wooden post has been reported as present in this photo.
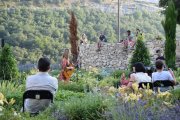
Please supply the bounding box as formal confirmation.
[118,0,120,42]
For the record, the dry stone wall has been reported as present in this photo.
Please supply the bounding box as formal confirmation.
[79,40,180,70]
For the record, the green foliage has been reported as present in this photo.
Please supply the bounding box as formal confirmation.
[133,10,142,19]
[0,7,179,64]
[94,74,104,81]
[55,90,85,101]
[0,44,19,80]
[111,70,130,79]
[129,34,151,71]
[159,0,180,24]
[60,93,105,120]
[170,87,180,101]
[161,1,178,70]
[58,80,91,92]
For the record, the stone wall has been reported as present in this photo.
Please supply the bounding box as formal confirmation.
[79,40,180,70]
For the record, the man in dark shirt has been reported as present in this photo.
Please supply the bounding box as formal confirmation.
[96,32,106,51]
[156,50,165,61]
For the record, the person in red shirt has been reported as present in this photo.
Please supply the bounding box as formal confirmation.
[121,72,133,86]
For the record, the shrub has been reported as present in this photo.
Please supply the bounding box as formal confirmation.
[111,70,130,79]
[161,1,178,70]
[55,90,85,101]
[0,44,18,80]
[129,34,151,71]
[94,74,104,81]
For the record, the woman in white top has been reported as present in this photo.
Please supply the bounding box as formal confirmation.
[80,33,87,45]
[127,62,151,88]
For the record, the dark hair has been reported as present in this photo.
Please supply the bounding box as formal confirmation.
[38,57,51,72]
[128,72,133,78]
[155,60,164,70]
[127,30,131,33]
[156,50,161,53]
[133,62,145,73]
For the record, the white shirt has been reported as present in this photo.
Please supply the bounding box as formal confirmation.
[131,72,151,84]
[24,72,58,113]
[152,71,173,91]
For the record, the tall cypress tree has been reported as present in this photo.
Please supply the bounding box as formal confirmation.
[161,1,178,70]
[129,34,151,71]
[69,11,79,64]
[0,44,18,80]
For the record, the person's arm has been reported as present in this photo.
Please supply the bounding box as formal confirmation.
[126,75,135,88]
[129,34,133,38]
[168,68,176,84]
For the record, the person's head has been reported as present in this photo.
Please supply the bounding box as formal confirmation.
[137,29,140,33]
[133,62,145,73]
[82,33,86,39]
[156,50,161,57]
[63,49,70,59]
[127,30,131,35]
[155,60,164,70]
[38,57,51,72]
[100,31,103,36]
[128,72,133,79]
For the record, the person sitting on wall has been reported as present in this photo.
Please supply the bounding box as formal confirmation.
[22,57,58,114]
[131,29,142,49]
[123,30,134,50]
[96,31,106,51]
[152,60,179,92]
[80,33,87,45]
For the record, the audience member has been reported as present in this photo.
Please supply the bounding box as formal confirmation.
[131,29,142,49]
[80,33,87,45]
[156,50,166,68]
[59,49,74,84]
[126,62,151,88]
[123,30,134,50]
[96,31,106,51]
[152,60,178,92]
[121,72,133,86]
[22,57,58,114]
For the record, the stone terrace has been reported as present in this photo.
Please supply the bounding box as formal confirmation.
[79,40,180,70]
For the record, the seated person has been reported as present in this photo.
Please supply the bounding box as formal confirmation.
[123,30,134,50]
[131,29,142,49]
[121,72,133,86]
[96,31,106,51]
[126,62,151,88]
[80,33,87,45]
[152,60,178,92]
[22,57,58,114]
[156,50,166,69]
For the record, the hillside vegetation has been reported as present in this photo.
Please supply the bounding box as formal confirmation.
[0,6,180,64]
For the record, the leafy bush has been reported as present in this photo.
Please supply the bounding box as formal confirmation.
[170,86,180,101]
[111,70,130,79]
[0,44,19,80]
[58,80,91,92]
[129,34,151,71]
[55,90,85,101]
[52,93,106,120]
[5,91,24,111]
[94,74,104,81]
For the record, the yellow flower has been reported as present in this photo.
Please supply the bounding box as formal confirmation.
[129,93,136,100]
[107,93,113,97]
[0,100,3,105]
[109,86,115,92]
[164,91,170,97]
[9,98,15,105]
[3,99,8,104]
[142,84,146,89]
[119,87,125,94]
[132,79,138,83]
[158,88,161,93]
[147,83,150,89]
[132,83,139,91]
[0,93,4,100]
[132,103,135,106]
[157,93,163,98]
[136,95,139,100]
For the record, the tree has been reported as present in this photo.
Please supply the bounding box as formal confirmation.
[129,34,151,71]
[0,44,18,80]
[159,0,180,24]
[133,11,142,20]
[69,11,79,63]
[161,1,178,70]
